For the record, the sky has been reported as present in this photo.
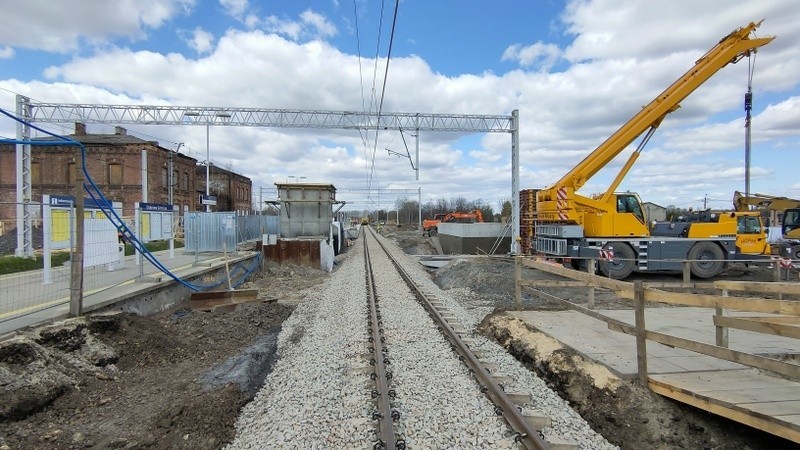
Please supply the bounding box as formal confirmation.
[0,0,798,213]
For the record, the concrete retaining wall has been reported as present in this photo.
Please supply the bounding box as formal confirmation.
[437,223,511,255]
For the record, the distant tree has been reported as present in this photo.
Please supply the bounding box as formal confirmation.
[500,199,512,218]
[665,205,693,221]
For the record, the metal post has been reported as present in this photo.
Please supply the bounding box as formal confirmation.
[69,153,84,317]
[634,280,647,385]
[587,259,596,309]
[206,124,211,212]
[417,187,422,231]
[415,122,420,182]
[141,149,147,202]
[511,109,520,255]
[15,95,33,258]
[514,256,522,310]
[168,149,174,205]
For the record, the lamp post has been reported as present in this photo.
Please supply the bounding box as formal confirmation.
[205,123,210,212]
[184,111,230,212]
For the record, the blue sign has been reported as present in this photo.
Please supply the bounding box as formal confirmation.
[49,195,105,209]
[140,202,174,212]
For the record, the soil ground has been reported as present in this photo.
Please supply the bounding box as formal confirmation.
[1,225,797,450]
[0,262,327,450]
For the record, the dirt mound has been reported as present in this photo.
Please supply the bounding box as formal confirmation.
[380,225,436,255]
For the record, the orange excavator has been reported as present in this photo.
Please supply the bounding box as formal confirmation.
[423,209,484,236]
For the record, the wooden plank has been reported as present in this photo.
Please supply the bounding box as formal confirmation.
[713,315,800,339]
[616,287,800,315]
[189,289,260,311]
[737,316,800,324]
[519,279,588,288]
[714,281,800,296]
[520,258,631,291]
[607,322,800,380]
[649,377,800,443]
[189,289,259,301]
[739,401,800,417]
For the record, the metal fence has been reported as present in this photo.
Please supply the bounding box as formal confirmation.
[237,214,280,243]
[1,203,276,326]
[184,212,279,253]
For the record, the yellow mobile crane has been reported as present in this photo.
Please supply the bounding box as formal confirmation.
[734,191,800,260]
[534,21,774,279]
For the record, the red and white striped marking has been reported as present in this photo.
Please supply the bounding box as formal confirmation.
[599,250,615,261]
[771,256,793,268]
[557,187,568,220]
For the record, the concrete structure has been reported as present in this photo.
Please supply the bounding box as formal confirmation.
[276,183,338,238]
[262,183,339,272]
[643,201,667,222]
[437,222,511,255]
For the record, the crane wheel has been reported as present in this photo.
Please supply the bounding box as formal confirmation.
[688,242,725,278]
[599,243,635,279]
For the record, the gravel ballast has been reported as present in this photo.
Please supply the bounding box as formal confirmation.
[227,230,618,449]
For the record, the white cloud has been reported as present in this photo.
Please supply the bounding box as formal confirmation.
[260,9,338,41]
[300,10,337,39]
[0,0,195,53]
[220,0,248,18]
[187,27,215,54]
[502,42,562,71]
[1,0,799,209]
[0,46,13,59]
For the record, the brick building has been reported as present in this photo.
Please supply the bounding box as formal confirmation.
[0,123,198,228]
[196,164,252,214]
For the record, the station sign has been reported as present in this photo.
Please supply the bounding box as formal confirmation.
[201,194,217,205]
[140,202,174,212]
[48,194,105,209]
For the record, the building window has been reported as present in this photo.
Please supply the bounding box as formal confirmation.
[68,162,77,185]
[181,172,188,190]
[161,167,168,187]
[173,170,179,190]
[31,161,41,185]
[109,163,122,186]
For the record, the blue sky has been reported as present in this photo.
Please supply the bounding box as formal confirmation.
[1,0,798,212]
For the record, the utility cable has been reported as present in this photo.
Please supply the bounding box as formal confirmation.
[0,107,261,291]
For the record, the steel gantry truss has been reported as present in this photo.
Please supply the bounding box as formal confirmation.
[14,97,521,255]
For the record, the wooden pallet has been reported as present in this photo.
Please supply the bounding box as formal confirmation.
[189,289,271,312]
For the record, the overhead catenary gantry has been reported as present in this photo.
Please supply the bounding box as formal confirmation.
[13,96,521,255]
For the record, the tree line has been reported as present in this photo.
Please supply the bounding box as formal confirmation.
[362,197,513,225]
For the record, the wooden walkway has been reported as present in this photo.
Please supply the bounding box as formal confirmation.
[649,369,800,443]
[510,308,800,444]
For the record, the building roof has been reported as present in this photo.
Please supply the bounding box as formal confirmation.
[32,134,156,146]
[275,182,336,190]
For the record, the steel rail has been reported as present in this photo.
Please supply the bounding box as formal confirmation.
[363,230,398,450]
[366,227,549,450]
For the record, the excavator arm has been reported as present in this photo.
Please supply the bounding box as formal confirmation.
[552,21,774,193]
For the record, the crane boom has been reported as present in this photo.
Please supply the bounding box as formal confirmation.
[553,20,774,192]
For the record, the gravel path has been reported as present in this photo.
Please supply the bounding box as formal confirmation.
[227,230,618,449]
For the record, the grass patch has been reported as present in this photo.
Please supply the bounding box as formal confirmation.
[0,252,72,276]
[124,240,184,256]
[0,240,184,275]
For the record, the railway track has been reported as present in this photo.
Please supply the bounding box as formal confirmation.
[228,227,616,449]
[363,226,547,449]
